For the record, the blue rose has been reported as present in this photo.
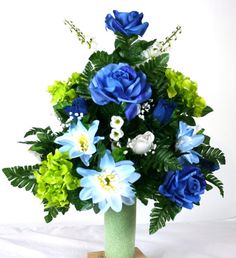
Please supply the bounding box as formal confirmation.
[64,97,88,119]
[159,165,206,209]
[153,99,176,124]
[89,63,152,121]
[105,10,149,37]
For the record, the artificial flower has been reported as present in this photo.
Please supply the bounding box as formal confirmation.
[77,150,140,212]
[64,97,88,119]
[55,120,104,166]
[165,68,207,117]
[110,128,124,142]
[200,159,220,172]
[110,116,124,129]
[128,131,155,155]
[159,165,206,209]
[34,150,80,208]
[48,80,77,105]
[105,10,149,37]
[153,99,176,124]
[176,121,204,164]
[89,63,152,121]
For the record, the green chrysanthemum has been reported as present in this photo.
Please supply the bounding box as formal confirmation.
[34,150,80,208]
[165,69,206,117]
[48,72,80,105]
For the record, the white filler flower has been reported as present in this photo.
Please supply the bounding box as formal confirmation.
[110,129,124,142]
[110,116,124,129]
[128,131,155,155]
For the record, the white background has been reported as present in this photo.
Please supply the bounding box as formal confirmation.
[0,0,235,226]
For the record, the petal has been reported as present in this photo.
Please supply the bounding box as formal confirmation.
[69,148,82,159]
[99,200,110,213]
[115,160,134,166]
[94,136,104,144]
[80,154,92,166]
[80,177,95,187]
[125,103,140,121]
[79,188,93,200]
[121,196,135,206]
[190,135,205,148]
[88,120,99,139]
[110,194,122,212]
[99,150,115,170]
[76,167,98,177]
[115,165,135,180]
[128,172,141,183]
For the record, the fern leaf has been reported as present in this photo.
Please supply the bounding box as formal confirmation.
[156,148,182,172]
[198,145,226,165]
[149,200,181,234]
[205,173,224,197]
[2,165,39,194]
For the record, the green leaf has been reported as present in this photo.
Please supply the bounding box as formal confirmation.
[112,147,126,162]
[89,51,114,71]
[149,198,182,234]
[201,106,213,117]
[24,127,52,138]
[139,53,169,84]
[197,145,226,165]
[2,165,39,194]
[205,173,224,197]
[43,201,69,223]
[155,148,182,172]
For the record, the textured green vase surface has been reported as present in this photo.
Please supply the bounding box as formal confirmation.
[104,202,136,258]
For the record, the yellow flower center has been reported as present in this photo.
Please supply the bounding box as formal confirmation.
[98,172,116,191]
[77,133,89,152]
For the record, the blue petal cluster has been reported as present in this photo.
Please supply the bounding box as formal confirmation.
[159,165,206,209]
[64,97,88,119]
[89,63,152,121]
[153,99,176,124]
[176,121,204,164]
[54,120,104,166]
[105,10,149,37]
[77,150,140,212]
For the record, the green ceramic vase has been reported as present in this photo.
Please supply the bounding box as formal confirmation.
[104,202,136,258]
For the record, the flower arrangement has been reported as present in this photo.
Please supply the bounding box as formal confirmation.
[3,10,225,234]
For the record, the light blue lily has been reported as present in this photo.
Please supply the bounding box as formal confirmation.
[77,150,140,213]
[176,121,204,164]
[55,120,104,166]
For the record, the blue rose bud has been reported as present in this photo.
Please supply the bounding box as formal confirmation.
[153,99,176,124]
[64,97,88,119]
[200,159,220,172]
[89,63,152,121]
[105,10,149,37]
[159,165,206,209]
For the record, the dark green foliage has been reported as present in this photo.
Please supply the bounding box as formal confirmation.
[44,205,69,223]
[201,106,214,117]
[89,51,114,71]
[139,53,169,83]
[149,196,182,234]
[67,189,93,211]
[205,173,224,197]
[155,148,182,172]
[2,165,39,194]
[21,127,61,160]
[114,34,156,64]
[197,145,225,165]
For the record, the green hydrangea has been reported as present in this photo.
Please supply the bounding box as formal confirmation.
[48,72,80,105]
[34,150,80,208]
[165,69,206,117]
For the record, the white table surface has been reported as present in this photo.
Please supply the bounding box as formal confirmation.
[0,219,235,258]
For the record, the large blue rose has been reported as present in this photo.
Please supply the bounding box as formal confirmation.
[105,10,149,37]
[89,63,152,120]
[159,165,206,209]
